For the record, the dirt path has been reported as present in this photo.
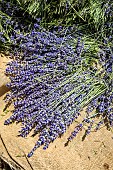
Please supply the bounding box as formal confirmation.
[0,55,113,170]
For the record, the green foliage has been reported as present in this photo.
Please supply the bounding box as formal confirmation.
[9,0,103,29]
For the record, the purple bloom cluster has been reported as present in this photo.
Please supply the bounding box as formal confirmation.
[67,43,113,141]
[104,1,113,41]
[3,14,93,156]
[83,45,113,133]
[85,91,113,130]
[67,123,83,141]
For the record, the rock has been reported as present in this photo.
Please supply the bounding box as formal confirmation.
[0,54,11,97]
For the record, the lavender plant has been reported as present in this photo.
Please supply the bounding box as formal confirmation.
[3,30,91,157]
[67,43,113,142]
[0,0,113,158]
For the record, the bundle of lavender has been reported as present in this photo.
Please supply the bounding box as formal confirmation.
[4,27,107,157]
[0,0,112,158]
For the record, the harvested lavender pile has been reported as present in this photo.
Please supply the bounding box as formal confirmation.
[4,25,102,157]
[0,0,113,158]
[68,45,113,141]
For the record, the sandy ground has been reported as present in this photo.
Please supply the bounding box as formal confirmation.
[0,54,113,170]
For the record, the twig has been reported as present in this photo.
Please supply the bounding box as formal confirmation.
[24,152,34,170]
[16,145,34,170]
[0,133,25,170]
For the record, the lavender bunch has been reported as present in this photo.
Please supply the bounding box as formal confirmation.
[88,45,113,128]
[4,35,88,157]
[67,44,113,142]
[5,64,106,157]
[3,18,107,157]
